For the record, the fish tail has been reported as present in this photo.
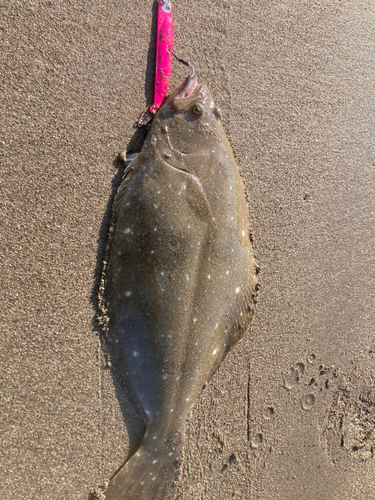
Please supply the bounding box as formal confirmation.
[104,434,181,500]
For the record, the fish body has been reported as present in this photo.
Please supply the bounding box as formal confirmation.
[103,77,258,500]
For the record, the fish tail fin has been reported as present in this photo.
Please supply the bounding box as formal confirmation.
[104,435,181,500]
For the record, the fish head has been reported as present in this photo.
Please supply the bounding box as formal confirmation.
[151,77,223,174]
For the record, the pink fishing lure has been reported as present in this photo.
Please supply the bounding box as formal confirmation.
[138,0,173,126]
[154,0,173,110]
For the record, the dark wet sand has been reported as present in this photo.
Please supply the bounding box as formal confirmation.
[1,1,374,499]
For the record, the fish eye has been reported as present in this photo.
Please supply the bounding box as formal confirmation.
[190,104,203,117]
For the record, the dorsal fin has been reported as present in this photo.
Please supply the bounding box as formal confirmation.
[225,277,259,352]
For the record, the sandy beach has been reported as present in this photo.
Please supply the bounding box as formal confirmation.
[1,1,374,499]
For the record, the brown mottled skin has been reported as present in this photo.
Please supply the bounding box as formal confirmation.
[103,77,258,500]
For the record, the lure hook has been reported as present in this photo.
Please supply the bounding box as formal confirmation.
[173,53,195,79]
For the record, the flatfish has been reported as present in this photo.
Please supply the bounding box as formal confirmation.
[102,75,258,500]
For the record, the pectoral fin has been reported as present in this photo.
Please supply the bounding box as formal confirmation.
[184,175,212,222]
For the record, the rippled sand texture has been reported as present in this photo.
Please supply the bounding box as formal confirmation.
[1,1,374,499]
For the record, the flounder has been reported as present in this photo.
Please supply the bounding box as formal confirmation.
[103,76,258,500]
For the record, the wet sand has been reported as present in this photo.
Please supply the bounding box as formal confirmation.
[1,1,374,499]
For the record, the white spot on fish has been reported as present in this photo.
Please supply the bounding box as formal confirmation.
[133,351,139,357]
[193,318,197,324]
[153,460,158,464]
[161,271,164,276]
[242,230,246,237]
[213,349,218,355]
[235,287,240,294]
[186,398,190,402]
[170,408,174,412]
[226,270,229,275]
[186,274,189,281]
[207,274,211,280]
[198,241,201,246]
[154,227,157,232]
[125,291,132,297]
[162,374,167,380]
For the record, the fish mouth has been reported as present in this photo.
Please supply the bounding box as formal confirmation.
[165,77,202,107]
[174,77,200,99]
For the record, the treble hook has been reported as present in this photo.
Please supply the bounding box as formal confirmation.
[172,53,195,78]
